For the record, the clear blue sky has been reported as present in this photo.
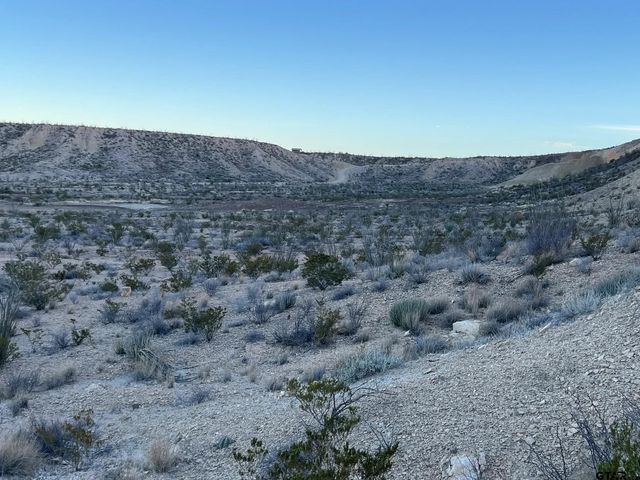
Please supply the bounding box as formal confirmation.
[1,0,639,157]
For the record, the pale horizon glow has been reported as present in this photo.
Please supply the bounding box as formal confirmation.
[1,1,639,158]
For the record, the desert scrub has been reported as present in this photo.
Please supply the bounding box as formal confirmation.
[0,289,20,369]
[147,439,179,473]
[462,286,491,314]
[592,268,640,298]
[486,298,528,323]
[405,335,449,359]
[199,253,239,277]
[310,302,340,346]
[32,409,98,470]
[181,298,225,341]
[525,202,576,258]
[0,431,41,476]
[334,348,403,383]
[514,276,549,309]
[155,241,178,270]
[580,231,610,260]
[525,251,556,278]
[117,332,171,381]
[301,251,350,290]
[389,299,431,333]
[99,299,124,323]
[233,379,398,479]
[241,253,298,277]
[161,269,193,292]
[458,263,491,285]
[4,260,64,310]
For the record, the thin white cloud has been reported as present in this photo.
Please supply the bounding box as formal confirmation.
[593,124,640,133]
[547,141,577,149]
[544,140,586,151]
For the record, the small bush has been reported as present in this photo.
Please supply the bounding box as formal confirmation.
[341,299,368,335]
[4,260,64,310]
[331,285,356,301]
[389,299,430,333]
[177,387,211,406]
[302,251,350,290]
[478,320,500,337]
[181,298,225,342]
[424,296,450,315]
[99,299,124,324]
[525,251,555,278]
[161,269,193,292]
[119,274,148,291]
[155,241,178,270]
[415,335,448,355]
[561,291,601,319]
[514,276,549,309]
[462,286,491,314]
[0,289,20,369]
[0,431,41,476]
[458,264,491,285]
[486,299,528,323]
[32,409,98,470]
[525,202,576,258]
[119,332,171,381]
[49,328,71,352]
[334,348,403,383]
[273,317,314,347]
[147,439,179,473]
[580,232,610,260]
[593,269,640,298]
[311,303,340,346]
[42,367,76,390]
[1,371,39,400]
[233,379,398,479]
[273,291,296,312]
[99,280,119,293]
[203,278,220,295]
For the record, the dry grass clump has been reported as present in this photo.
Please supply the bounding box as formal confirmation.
[0,431,41,476]
[461,286,491,315]
[147,439,179,473]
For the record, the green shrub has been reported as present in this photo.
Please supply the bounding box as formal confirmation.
[181,298,225,342]
[302,251,349,290]
[119,274,148,291]
[241,253,297,278]
[99,280,119,292]
[233,379,398,479]
[598,419,640,477]
[580,232,610,260]
[32,409,98,470]
[155,241,178,270]
[199,254,239,277]
[4,260,63,310]
[389,299,430,333]
[311,303,340,346]
[161,269,193,292]
[525,251,555,278]
[127,258,155,276]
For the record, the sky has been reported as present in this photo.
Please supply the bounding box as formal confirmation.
[1,0,639,157]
